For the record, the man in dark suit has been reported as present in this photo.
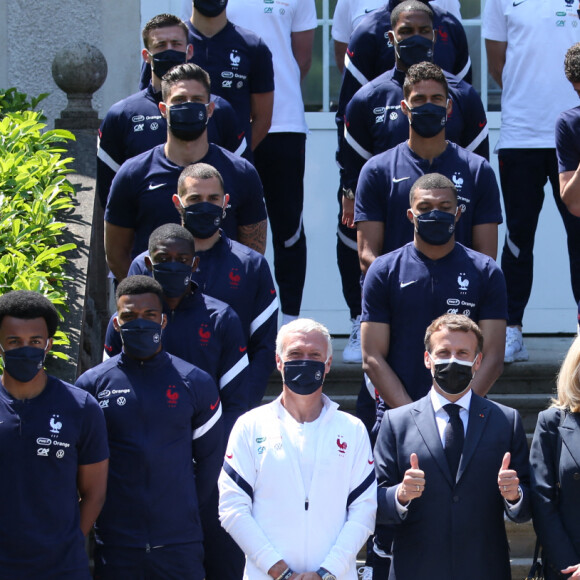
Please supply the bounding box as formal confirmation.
[374,313,531,580]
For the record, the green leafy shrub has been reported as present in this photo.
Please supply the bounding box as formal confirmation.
[0,106,77,359]
[0,88,49,120]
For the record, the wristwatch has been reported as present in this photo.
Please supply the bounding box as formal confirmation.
[317,567,337,580]
[342,186,355,200]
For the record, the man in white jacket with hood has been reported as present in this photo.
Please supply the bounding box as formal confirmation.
[219,318,377,580]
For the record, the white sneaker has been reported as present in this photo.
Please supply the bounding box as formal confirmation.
[343,315,362,363]
[504,326,529,363]
[281,313,298,327]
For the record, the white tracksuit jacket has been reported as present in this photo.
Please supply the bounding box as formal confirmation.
[218,394,377,579]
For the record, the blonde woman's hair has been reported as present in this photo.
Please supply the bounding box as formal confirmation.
[552,336,580,412]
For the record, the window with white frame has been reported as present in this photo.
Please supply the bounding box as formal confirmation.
[301,0,499,113]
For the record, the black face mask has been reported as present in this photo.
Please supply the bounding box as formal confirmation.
[167,102,209,141]
[151,49,187,79]
[405,101,448,138]
[181,201,223,239]
[412,209,456,245]
[152,262,193,298]
[394,34,434,67]
[194,0,228,17]
[283,359,326,395]
[431,356,476,396]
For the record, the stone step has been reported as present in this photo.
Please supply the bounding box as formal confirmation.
[511,559,533,578]
[353,521,536,576]
[488,393,552,433]
[508,518,538,578]
[510,520,538,580]
[491,336,572,395]
[354,559,534,579]
[267,337,572,393]
[507,520,536,558]
[265,336,575,434]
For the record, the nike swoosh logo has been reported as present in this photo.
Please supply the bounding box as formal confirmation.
[512,0,529,5]
[239,346,247,353]
[368,459,374,464]
[365,8,375,12]
[226,453,233,459]
[148,183,166,190]
[210,397,220,410]
[400,280,417,288]
[393,177,410,183]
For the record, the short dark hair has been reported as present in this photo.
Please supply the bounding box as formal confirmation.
[403,62,448,100]
[148,224,196,256]
[424,314,484,354]
[0,290,59,337]
[565,42,580,83]
[409,173,457,205]
[391,0,433,28]
[177,162,225,197]
[161,63,211,101]
[115,276,164,308]
[142,14,188,50]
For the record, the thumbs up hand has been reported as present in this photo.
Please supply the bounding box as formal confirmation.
[497,452,521,502]
[397,453,426,506]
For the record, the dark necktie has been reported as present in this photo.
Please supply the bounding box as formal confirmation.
[443,403,464,479]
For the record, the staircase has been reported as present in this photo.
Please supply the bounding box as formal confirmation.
[265,335,575,577]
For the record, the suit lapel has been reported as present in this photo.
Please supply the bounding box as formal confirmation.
[559,412,580,470]
[411,395,453,486]
[456,394,491,483]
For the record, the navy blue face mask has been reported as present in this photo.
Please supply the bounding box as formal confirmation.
[151,49,187,79]
[283,360,326,395]
[119,318,163,360]
[168,102,209,141]
[413,209,456,245]
[405,101,447,138]
[394,34,434,67]
[194,0,228,17]
[0,344,47,383]
[152,262,193,298]
[182,201,223,239]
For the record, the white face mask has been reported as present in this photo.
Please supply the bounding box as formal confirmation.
[429,354,476,367]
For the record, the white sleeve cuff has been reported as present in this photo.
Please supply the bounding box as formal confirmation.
[504,486,523,512]
[394,484,410,519]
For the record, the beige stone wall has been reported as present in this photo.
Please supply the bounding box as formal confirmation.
[1,0,141,128]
